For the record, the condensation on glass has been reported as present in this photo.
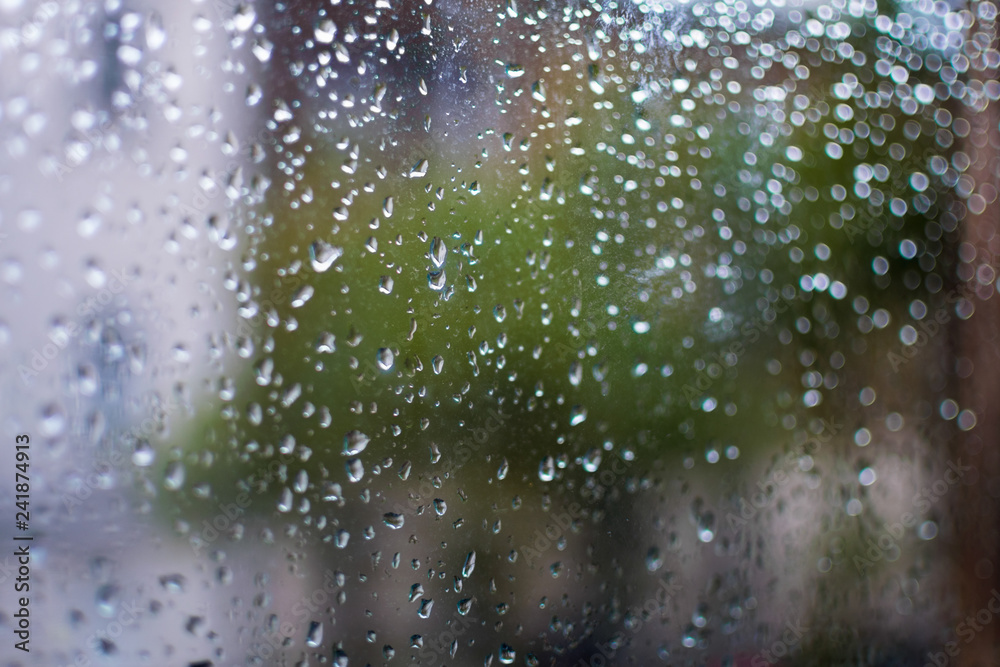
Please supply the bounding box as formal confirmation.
[1,0,998,665]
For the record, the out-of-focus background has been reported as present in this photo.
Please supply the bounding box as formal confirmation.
[1,0,999,665]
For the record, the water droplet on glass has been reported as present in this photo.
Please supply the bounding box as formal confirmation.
[306,620,323,647]
[277,487,293,513]
[430,237,447,268]
[646,547,663,572]
[164,461,185,490]
[159,574,186,592]
[310,240,343,272]
[427,270,446,291]
[95,584,119,618]
[538,456,555,482]
[409,160,428,178]
[346,458,364,483]
[582,448,601,473]
[291,284,314,308]
[132,440,155,467]
[344,430,369,456]
[462,550,476,578]
[314,19,336,43]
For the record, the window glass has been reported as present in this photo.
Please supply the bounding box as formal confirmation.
[3,0,999,664]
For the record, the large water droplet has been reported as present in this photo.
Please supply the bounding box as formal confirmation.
[164,461,185,490]
[538,456,555,482]
[310,240,343,272]
[343,430,369,456]
[462,550,476,578]
[376,348,394,371]
[132,440,155,467]
[306,620,324,647]
[430,237,447,268]
[277,487,293,513]
[346,458,364,482]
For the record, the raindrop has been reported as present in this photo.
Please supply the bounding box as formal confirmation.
[433,499,447,516]
[462,551,476,578]
[499,643,516,664]
[344,430,369,456]
[646,547,663,572]
[310,240,343,272]
[346,458,364,482]
[315,19,336,43]
[95,584,119,618]
[376,348,394,371]
[409,160,429,178]
[306,621,323,647]
[582,448,601,472]
[277,487,293,513]
[538,456,555,482]
[428,271,446,291]
[430,237,447,268]
[132,441,155,467]
[164,461,185,491]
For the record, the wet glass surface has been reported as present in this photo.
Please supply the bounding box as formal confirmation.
[1,0,999,664]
